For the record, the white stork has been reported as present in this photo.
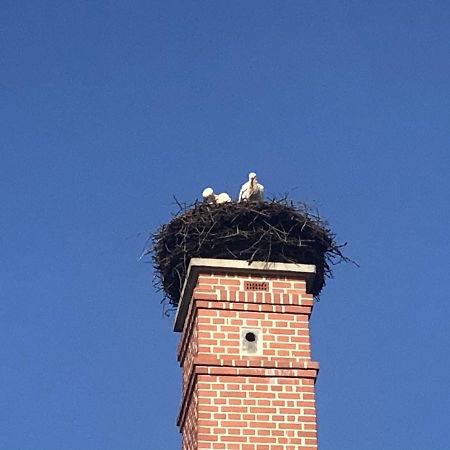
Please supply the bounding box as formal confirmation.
[238,172,264,202]
[202,187,232,205]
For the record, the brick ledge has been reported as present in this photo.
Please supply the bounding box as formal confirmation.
[177,359,319,428]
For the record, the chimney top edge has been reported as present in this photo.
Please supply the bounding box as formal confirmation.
[173,258,316,332]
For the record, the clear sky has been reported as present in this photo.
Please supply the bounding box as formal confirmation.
[1,1,449,449]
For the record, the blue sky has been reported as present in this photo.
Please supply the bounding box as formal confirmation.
[1,1,449,449]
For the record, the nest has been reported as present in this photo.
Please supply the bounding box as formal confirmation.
[149,199,348,309]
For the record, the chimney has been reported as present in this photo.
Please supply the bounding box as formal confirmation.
[174,258,319,450]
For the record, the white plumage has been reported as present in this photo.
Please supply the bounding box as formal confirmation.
[202,187,231,204]
[238,172,264,202]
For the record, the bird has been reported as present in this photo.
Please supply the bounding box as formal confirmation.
[238,172,264,202]
[202,187,232,204]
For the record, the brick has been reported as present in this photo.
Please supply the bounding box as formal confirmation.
[219,279,241,286]
[177,268,319,450]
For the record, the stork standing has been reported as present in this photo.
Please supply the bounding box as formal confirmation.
[238,172,264,202]
[202,187,232,204]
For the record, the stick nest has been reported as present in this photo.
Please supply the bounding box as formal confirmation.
[149,199,348,308]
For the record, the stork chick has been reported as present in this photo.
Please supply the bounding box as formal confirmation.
[202,187,232,205]
[238,172,264,202]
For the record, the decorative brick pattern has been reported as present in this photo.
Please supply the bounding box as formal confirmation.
[176,271,319,450]
[244,281,269,291]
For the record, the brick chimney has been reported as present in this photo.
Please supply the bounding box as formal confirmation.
[174,258,319,450]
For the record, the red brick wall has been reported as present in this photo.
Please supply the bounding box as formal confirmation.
[177,272,319,450]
